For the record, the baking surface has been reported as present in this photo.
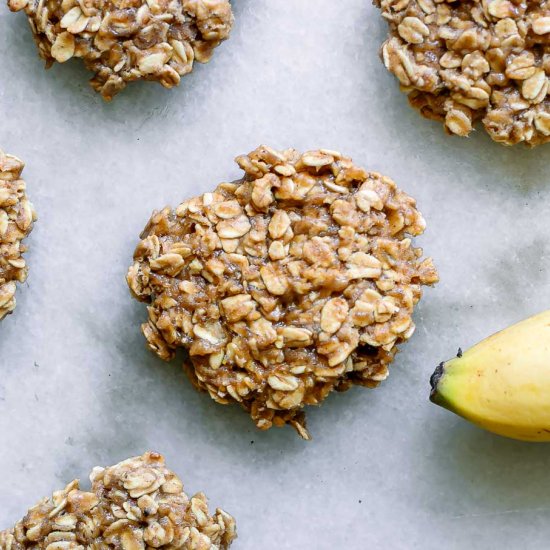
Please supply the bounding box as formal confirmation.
[1,1,550,548]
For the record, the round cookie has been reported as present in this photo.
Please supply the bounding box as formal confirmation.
[8,0,233,100]
[375,0,550,146]
[0,451,237,550]
[0,151,36,321]
[127,146,439,438]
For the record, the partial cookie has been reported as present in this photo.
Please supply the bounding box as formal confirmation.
[128,146,438,438]
[0,151,36,321]
[8,0,233,100]
[375,0,550,146]
[0,451,237,550]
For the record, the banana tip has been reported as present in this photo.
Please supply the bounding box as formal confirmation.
[429,362,445,403]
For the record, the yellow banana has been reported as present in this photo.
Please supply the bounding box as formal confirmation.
[429,310,550,442]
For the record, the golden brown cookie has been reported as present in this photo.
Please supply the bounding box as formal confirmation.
[0,451,237,550]
[8,0,234,100]
[0,150,36,321]
[375,0,550,146]
[127,146,438,438]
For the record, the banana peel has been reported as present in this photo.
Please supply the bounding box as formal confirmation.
[430,310,550,442]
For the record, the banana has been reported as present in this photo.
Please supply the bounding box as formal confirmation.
[429,310,550,442]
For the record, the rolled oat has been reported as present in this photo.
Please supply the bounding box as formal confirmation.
[127,146,438,439]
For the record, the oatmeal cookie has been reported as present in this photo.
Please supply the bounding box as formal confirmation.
[127,146,438,439]
[0,151,36,321]
[0,451,237,550]
[375,0,550,146]
[7,0,233,100]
